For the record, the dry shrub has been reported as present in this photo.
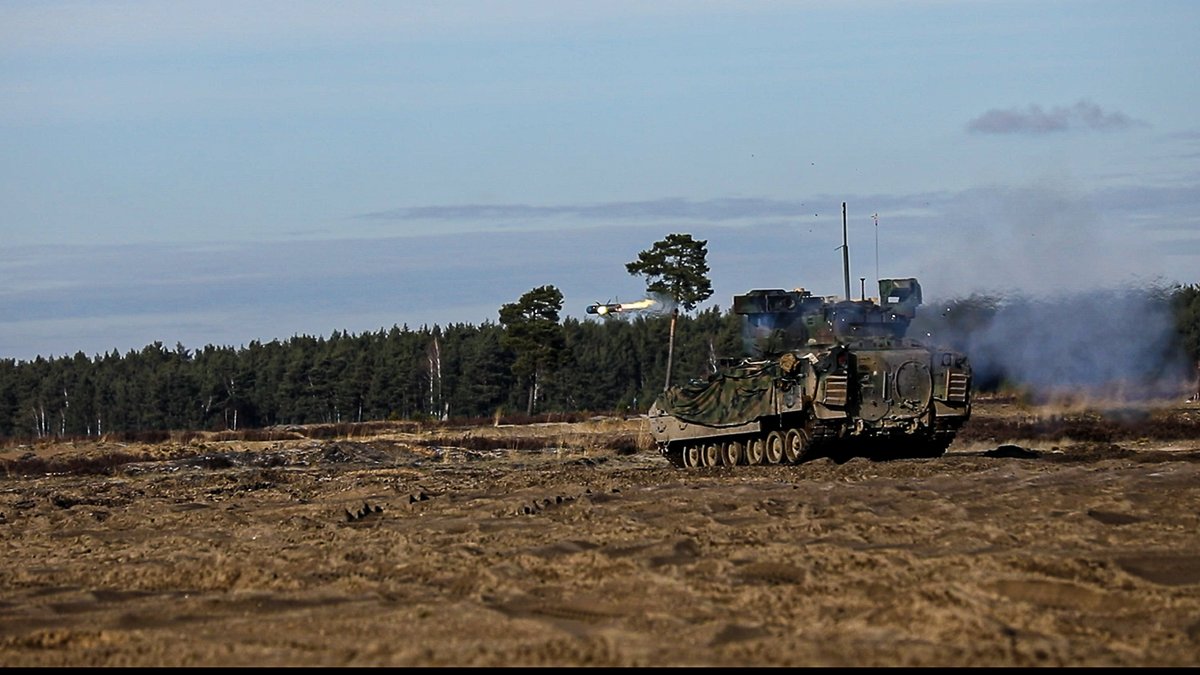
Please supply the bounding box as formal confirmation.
[295,420,421,439]
[418,425,644,455]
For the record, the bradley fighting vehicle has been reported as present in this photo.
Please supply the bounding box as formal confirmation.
[647,214,972,468]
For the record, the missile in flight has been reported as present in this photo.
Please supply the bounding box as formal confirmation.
[585,298,657,315]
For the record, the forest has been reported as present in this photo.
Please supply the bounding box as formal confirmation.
[3,284,1199,442]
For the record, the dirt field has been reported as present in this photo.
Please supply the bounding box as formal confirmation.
[2,397,1199,667]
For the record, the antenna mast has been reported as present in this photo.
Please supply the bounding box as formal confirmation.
[873,212,880,291]
[842,202,851,301]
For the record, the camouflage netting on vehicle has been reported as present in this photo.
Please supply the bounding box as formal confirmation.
[658,361,781,427]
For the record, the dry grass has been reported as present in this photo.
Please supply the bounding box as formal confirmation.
[4,401,1197,479]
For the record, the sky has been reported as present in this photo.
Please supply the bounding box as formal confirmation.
[2,0,1199,363]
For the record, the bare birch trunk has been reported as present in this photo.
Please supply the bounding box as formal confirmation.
[526,370,538,416]
[427,336,442,418]
[664,309,678,392]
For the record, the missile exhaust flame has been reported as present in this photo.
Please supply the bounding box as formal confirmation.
[585,298,660,316]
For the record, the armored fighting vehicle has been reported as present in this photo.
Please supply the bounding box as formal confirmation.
[647,277,973,468]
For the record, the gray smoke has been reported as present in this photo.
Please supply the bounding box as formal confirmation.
[966,99,1147,135]
[919,285,1193,403]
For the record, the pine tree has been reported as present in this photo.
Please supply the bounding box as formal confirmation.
[625,233,713,391]
[499,285,566,415]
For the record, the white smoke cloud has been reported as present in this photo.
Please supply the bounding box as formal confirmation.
[912,180,1182,301]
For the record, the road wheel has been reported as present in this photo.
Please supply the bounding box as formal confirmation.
[701,443,719,467]
[720,440,742,466]
[765,431,785,464]
[783,426,812,464]
[745,438,765,465]
[682,444,702,468]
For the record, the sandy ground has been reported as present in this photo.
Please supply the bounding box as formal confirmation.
[2,398,1199,667]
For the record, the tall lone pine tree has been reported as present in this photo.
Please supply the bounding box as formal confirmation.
[626,233,713,391]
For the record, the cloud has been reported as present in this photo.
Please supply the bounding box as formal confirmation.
[966,100,1147,135]
[0,228,664,360]
[6,178,1199,362]
[357,197,804,222]
[354,194,948,224]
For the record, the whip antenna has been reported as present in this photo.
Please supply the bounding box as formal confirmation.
[873,212,880,292]
[842,202,851,301]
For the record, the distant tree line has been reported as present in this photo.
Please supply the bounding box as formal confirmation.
[3,283,1198,442]
[0,309,741,441]
[0,231,733,442]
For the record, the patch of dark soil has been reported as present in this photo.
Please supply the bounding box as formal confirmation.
[1086,509,1143,525]
[983,444,1041,459]
[319,440,397,465]
[1114,554,1200,586]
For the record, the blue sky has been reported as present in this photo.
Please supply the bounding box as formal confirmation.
[2,0,1198,362]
